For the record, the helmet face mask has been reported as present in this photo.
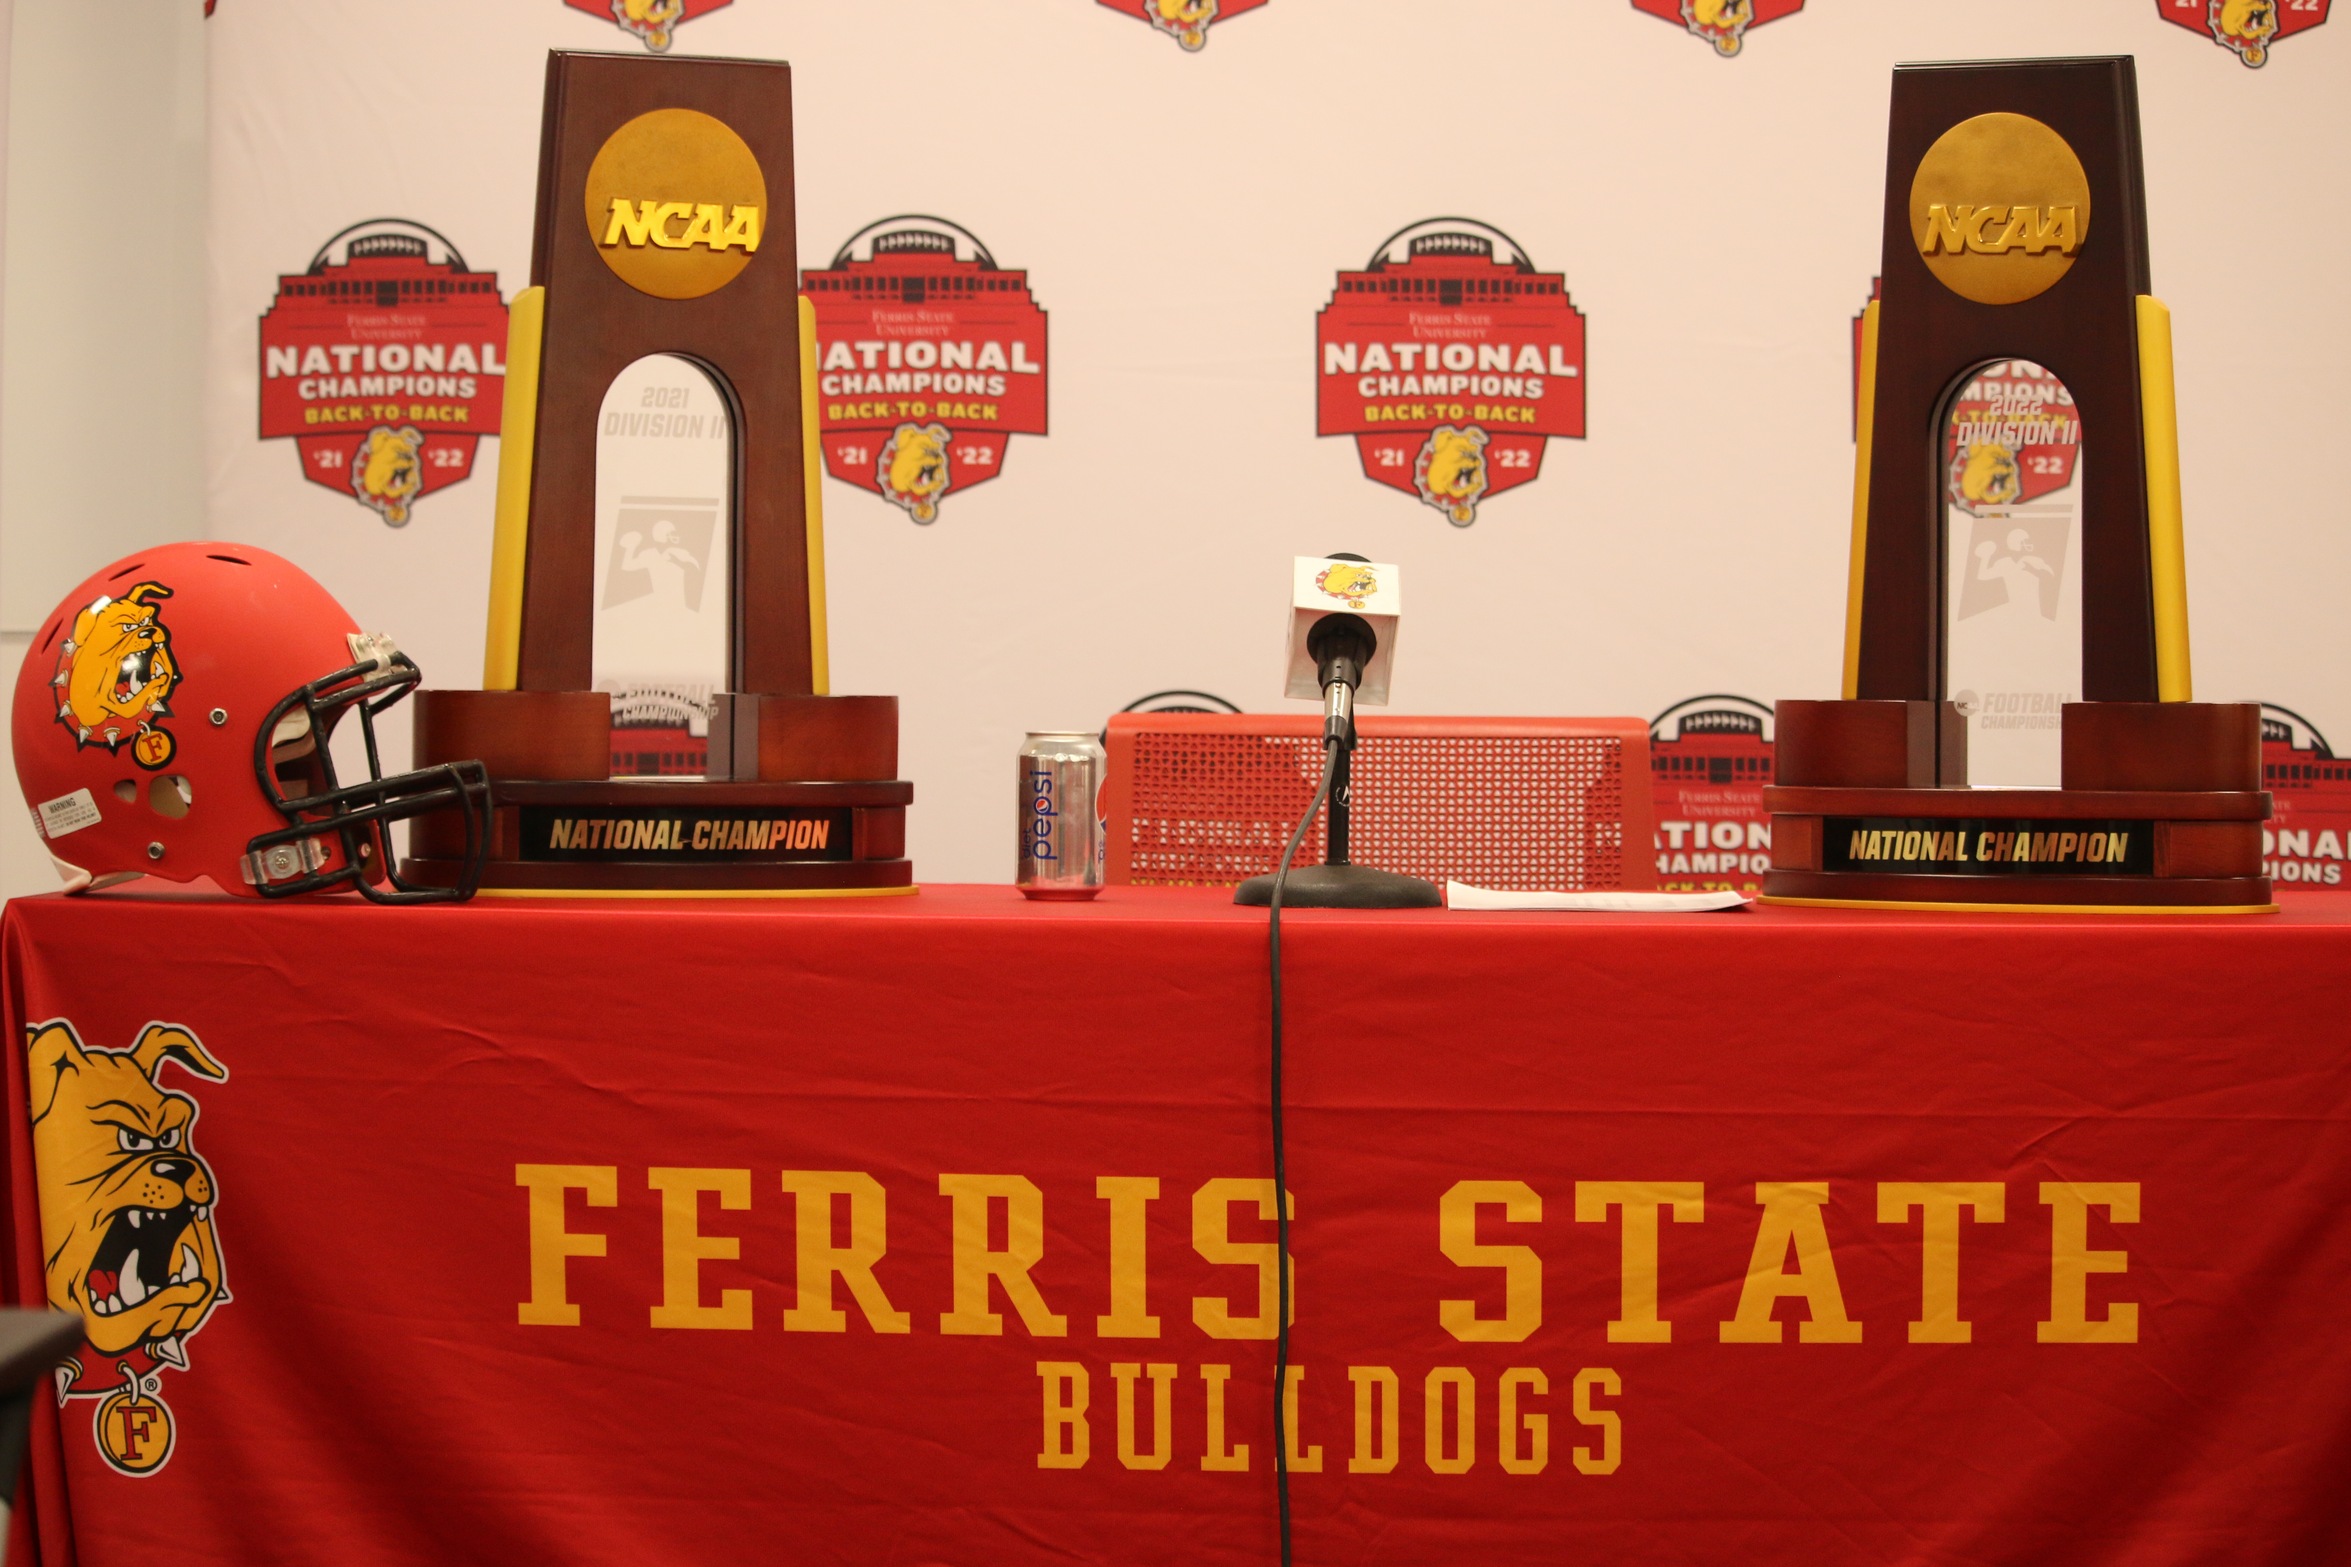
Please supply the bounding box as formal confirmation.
[245,646,490,902]
[14,543,489,903]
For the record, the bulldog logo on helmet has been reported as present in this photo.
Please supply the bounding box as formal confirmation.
[51,582,180,769]
[27,1020,229,1476]
[878,422,953,525]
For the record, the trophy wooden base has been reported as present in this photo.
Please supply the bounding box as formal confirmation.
[1761,699,2274,913]
[404,689,913,898]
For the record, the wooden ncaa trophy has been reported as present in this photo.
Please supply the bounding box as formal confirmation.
[1763,58,2270,912]
[404,52,912,896]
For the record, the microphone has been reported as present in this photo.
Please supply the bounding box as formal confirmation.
[1283,553,1402,747]
[1307,612,1375,744]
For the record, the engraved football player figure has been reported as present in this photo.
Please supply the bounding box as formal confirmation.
[1975,526,2056,620]
[617,518,703,613]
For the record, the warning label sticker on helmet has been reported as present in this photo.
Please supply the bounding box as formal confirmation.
[35,789,101,839]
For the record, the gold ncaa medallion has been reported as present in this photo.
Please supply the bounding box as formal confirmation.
[1908,112,2090,307]
[582,107,768,301]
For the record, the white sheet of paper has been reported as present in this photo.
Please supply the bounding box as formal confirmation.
[1446,882,1752,913]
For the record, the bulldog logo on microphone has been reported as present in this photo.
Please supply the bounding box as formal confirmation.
[1315,562,1379,608]
[1316,220,1586,530]
[805,217,1049,527]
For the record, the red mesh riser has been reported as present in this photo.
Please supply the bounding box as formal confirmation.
[1122,732,1627,891]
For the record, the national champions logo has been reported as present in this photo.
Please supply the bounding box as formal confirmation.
[1631,0,1803,55]
[26,1021,230,1476]
[1853,276,1882,436]
[2157,0,2328,66]
[2260,704,2351,887]
[805,218,1049,526]
[1095,0,1268,50]
[1945,361,2080,625]
[563,0,732,52]
[258,221,509,529]
[1650,697,1775,893]
[1317,220,1586,529]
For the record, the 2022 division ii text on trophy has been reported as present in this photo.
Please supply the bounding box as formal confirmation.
[1763,57,2270,913]
[402,51,913,897]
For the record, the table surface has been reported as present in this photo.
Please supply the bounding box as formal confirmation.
[3,882,2347,1567]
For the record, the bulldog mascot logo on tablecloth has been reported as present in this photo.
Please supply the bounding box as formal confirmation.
[805,218,1049,527]
[1316,220,1586,529]
[257,220,508,531]
[1093,0,1269,51]
[2157,0,2327,67]
[562,0,732,52]
[1630,0,1803,56]
[26,1021,229,1476]
[50,581,181,768]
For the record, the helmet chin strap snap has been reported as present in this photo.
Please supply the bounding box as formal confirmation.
[237,837,328,888]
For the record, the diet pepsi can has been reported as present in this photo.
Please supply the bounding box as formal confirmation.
[1018,731,1106,899]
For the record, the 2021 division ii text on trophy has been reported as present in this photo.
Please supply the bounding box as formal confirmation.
[1763,57,2270,913]
[403,51,912,897]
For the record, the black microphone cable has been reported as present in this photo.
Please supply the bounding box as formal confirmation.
[1265,734,1342,1567]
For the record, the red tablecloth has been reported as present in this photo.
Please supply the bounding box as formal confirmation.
[4,884,2349,1566]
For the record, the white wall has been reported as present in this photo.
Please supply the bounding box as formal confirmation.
[5,2,2347,896]
[0,0,208,901]
[197,1,2351,888]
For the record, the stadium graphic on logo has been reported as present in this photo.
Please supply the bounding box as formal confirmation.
[1317,220,1586,529]
[257,221,508,529]
[563,0,732,52]
[1650,696,1774,893]
[26,1020,230,1477]
[2156,0,2327,67]
[804,218,1049,526]
[1094,0,1268,51]
[1631,0,1803,56]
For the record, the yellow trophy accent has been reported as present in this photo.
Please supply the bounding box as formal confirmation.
[482,285,545,690]
[801,294,831,697]
[1841,299,1879,700]
[2136,295,2192,702]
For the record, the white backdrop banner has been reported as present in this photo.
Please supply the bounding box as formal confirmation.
[198,0,2351,885]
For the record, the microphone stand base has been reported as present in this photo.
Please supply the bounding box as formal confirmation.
[1234,863,1443,909]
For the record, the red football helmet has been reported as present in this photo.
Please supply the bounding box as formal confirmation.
[12,543,488,900]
